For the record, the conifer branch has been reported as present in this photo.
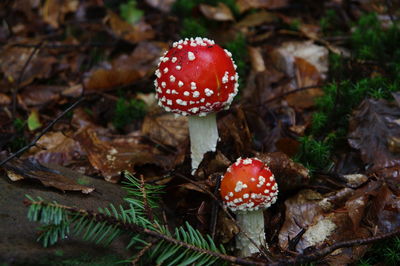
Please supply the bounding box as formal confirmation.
[24,198,260,266]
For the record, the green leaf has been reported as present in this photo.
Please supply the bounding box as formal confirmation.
[27,109,42,131]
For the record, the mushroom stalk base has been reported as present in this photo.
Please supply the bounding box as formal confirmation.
[235,210,266,257]
[188,113,218,174]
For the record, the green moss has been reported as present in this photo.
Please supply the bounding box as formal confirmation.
[180,18,209,38]
[295,136,333,171]
[119,0,143,25]
[113,98,147,130]
[296,13,400,172]
[358,237,400,266]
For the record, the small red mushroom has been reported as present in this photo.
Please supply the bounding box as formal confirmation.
[220,157,278,257]
[154,37,239,173]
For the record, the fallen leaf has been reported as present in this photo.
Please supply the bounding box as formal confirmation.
[348,98,400,191]
[279,188,358,249]
[0,46,57,87]
[84,41,165,92]
[248,46,266,72]
[27,109,41,131]
[75,128,136,182]
[19,85,64,106]
[199,3,234,21]
[41,0,79,28]
[272,41,329,80]
[141,110,188,147]
[236,10,277,28]
[236,0,289,13]
[29,131,83,166]
[0,93,11,105]
[2,158,94,194]
[285,57,324,109]
[218,210,240,243]
[257,152,310,192]
[106,10,154,44]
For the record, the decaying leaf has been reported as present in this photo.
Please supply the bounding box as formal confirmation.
[278,187,371,264]
[2,158,94,194]
[142,110,188,147]
[0,46,57,87]
[348,98,400,192]
[0,93,11,105]
[84,41,165,92]
[199,3,234,21]
[236,10,277,28]
[248,46,266,72]
[75,128,136,183]
[41,0,79,28]
[218,211,240,243]
[236,0,289,14]
[106,10,154,44]
[257,152,310,192]
[19,85,64,106]
[29,131,83,166]
[272,41,329,80]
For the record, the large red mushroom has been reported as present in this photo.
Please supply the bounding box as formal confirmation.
[220,157,278,257]
[154,37,239,173]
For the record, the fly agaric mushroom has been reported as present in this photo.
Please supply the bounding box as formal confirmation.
[220,157,278,257]
[154,37,239,173]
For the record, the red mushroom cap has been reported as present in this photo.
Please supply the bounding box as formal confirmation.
[220,157,278,212]
[154,37,239,116]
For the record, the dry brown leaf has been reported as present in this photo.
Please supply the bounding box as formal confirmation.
[75,128,136,183]
[248,46,265,72]
[218,211,240,243]
[0,46,57,87]
[279,188,359,248]
[142,111,188,147]
[199,3,234,21]
[18,85,65,106]
[84,42,165,92]
[84,67,142,92]
[257,151,310,192]
[236,10,277,28]
[285,57,324,109]
[107,10,154,44]
[28,131,83,166]
[272,41,329,80]
[236,0,289,13]
[41,0,79,28]
[2,158,94,194]
[0,93,11,105]
[348,98,400,169]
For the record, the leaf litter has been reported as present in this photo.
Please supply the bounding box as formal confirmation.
[0,0,399,264]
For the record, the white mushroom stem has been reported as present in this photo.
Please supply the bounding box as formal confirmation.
[235,210,266,257]
[188,113,218,174]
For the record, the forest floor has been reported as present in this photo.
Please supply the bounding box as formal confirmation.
[1,0,400,265]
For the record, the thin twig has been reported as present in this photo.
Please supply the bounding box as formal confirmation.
[140,175,154,222]
[12,42,43,120]
[210,175,221,240]
[0,97,85,167]
[25,199,264,266]
[131,242,155,265]
[271,228,400,265]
